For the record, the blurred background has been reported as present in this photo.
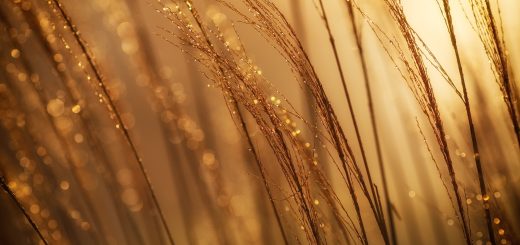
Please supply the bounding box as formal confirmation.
[0,0,519,244]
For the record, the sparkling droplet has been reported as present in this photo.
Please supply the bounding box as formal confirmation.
[71,104,81,113]
[10,49,20,58]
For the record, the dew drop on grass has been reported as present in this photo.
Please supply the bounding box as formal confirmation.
[71,104,81,113]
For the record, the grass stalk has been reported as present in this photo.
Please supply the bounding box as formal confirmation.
[345,1,396,244]
[49,1,175,244]
[1,176,49,245]
[442,1,495,244]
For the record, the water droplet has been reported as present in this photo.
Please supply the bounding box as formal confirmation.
[466,198,472,205]
[71,104,81,113]
[10,49,20,58]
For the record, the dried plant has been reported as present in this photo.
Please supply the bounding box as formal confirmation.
[0,0,518,244]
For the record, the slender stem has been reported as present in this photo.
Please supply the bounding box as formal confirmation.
[382,2,472,244]
[317,0,371,244]
[345,2,396,244]
[1,177,49,245]
[443,1,495,244]
[17,8,146,243]
[235,104,289,245]
[484,1,520,147]
[49,1,175,244]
